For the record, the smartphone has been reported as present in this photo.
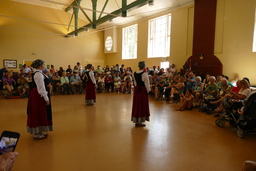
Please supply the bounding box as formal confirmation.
[0,131,20,155]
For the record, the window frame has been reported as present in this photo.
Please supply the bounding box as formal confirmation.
[122,24,138,60]
[148,14,171,58]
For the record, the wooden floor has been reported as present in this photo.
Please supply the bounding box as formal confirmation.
[1,93,256,171]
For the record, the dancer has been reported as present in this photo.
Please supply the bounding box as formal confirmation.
[27,59,53,139]
[84,64,96,105]
[131,61,150,127]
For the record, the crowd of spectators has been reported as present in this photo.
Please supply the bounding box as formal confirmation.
[0,62,254,118]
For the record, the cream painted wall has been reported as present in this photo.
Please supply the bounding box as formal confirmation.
[1,0,256,85]
[0,1,105,71]
[106,5,194,72]
[214,0,256,84]
[106,0,256,84]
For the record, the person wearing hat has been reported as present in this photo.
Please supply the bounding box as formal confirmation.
[131,61,150,127]
[27,59,53,139]
[83,64,96,105]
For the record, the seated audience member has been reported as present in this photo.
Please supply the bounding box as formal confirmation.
[17,73,30,95]
[119,64,125,74]
[66,65,72,73]
[97,74,105,93]
[114,64,119,73]
[176,88,194,111]
[122,73,133,94]
[77,62,83,76]
[60,72,71,95]
[202,76,218,99]
[193,76,204,107]
[203,73,210,87]
[154,76,165,100]
[52,72,61,93]
[169,77,185,104]
[70,72,83,94]
[113,72,122,93]
[217,78,232,99]
[27,71,33,89]
[73,65,79,73]
[12,72,19,89]
[20,64,31,75]
[44,71,53,95]
[105,73,114,92]
[58,67,64,77]
[110,66,115,76]
[3,72,16,95]
[230,74,239,87]
[150,73,160,95]
[158,68,165,76]
[164,75,180,101]
[211,78,232,116]
[82,66,87,76]
[216,75,223,88]
[185,71,196,90]
[242,160,256,171]
[223,75,234,88]
[0,72,7,90]
[213,79,251,114]
[152,66,158,74]
[96,66,103,74]
[170,64,177,77]
[50,65,55,74]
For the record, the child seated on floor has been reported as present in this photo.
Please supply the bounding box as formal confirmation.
[176,88,194,111]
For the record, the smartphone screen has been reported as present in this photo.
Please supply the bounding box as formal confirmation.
[0,131,20,155]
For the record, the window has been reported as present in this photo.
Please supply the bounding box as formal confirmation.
[160,61,170,71]
[148,14,171,58]
[253,7,256,52]
[122,24,138,59]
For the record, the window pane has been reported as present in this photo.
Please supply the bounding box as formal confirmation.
[148,14,171,58]
[122,24,138,59]
[253,8,256,52]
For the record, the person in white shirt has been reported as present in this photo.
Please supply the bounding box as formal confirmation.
[27,59,53,139]
[20,64,31,74]
[77,62,83,76]
[131,61,150,127]
[60,72,71,95]
[70,71,83,94]
[83,64,97,105]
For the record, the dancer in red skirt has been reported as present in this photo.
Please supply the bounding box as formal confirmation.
[27,59,53,139]
[83,64,96,106]
[131,61,151,127]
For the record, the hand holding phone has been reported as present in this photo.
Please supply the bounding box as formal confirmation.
[0,131,20,155]
[0,152,19,171]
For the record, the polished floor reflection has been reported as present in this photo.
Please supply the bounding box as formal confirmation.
[1,93,256,171]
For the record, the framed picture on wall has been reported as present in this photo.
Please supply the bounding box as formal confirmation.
[3,59,17,69]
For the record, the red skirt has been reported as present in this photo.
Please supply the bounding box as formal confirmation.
[85,80,96,104]
[27,88,53,134]
[131,86,150,123]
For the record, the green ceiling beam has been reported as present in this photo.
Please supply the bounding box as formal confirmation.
[92,0,97,29]
[65,0,148,37]
[75,0,92,24]
[67,13,74,31]
[122,0,127,17]
[98,0,109,20]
